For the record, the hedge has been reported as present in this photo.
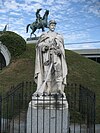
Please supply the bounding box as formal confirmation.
[0,31,26,57]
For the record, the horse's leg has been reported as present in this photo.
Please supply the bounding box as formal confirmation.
[30,27,37,38]
[30,31,36,38]
[42,26,45,32]
[30,32,32,38]
[33,27,37,37]
[34,34,36,37]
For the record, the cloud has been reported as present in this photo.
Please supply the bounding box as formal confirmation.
[36,0,57,6]
[9,11,22,16]
[4,0,18,10]
[81,0,100,17]
[0,0,3,6]
[88,5,100,17]
[55,0,69,4]
[25,0,43,4]
[21,3,42,13]
[63,31,90,43]
[2,0,42,15]
[0,8,7,13]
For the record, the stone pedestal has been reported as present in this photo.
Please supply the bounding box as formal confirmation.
[27,94,69,133]
[26,37,39,44]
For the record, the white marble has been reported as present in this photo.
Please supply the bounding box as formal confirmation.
[27,95,69,133]
[34,20,68,96]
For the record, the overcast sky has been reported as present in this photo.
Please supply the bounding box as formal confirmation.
[0,0,100,49]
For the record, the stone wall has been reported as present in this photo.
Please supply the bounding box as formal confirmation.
[0,41,11,66]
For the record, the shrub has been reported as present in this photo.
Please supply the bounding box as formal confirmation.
[0,31,26,57]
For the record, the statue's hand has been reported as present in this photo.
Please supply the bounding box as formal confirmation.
[44,60,50,66]
[55,49,62,56]
[49,39,55,46]
[42,45,49,52]
[45,45,49,51]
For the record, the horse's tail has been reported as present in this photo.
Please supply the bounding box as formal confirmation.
[26,24,30,33]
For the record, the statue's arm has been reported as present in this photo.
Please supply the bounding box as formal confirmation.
[37,34,49,52]
[55,35,65,56]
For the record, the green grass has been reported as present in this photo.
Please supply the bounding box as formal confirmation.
[0,44,100,123]
[66,50,100,123]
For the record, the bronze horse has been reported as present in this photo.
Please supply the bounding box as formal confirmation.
[26,10,49,37]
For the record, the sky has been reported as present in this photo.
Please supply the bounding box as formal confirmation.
[0,0,100,50]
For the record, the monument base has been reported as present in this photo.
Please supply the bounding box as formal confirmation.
[27,94,69,133]
[26,37,39,44]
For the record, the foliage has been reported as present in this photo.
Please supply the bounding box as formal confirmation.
[0,31,26,57]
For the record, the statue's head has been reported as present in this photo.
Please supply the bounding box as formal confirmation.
[49,20,57,26]
[49,20,57,32]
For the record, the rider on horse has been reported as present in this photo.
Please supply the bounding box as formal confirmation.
[26,9,49,37]
[36,8,43,26]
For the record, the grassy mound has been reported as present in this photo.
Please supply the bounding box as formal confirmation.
[0,44,100,123]
[0,31,26,57]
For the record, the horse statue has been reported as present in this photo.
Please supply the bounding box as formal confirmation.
[26,9,49,38]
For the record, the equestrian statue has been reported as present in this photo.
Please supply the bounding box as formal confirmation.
[26,9,49,38]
